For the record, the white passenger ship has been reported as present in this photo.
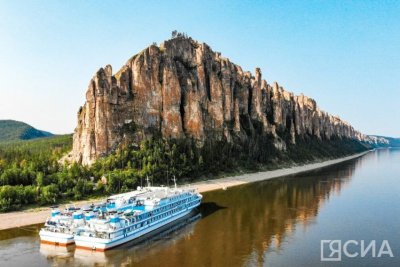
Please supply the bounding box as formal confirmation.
[74,184,202,251]
[39,187,152,246]
[39,179,202,250]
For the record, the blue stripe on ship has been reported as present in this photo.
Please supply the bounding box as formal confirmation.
[100,202,200,245]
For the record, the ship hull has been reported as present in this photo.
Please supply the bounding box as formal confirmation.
[39,230,75,246]
[75,206,198,251]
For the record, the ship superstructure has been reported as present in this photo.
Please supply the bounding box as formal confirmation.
[39,187,151,246]
[39,182,202,250]
[74,185,202,251]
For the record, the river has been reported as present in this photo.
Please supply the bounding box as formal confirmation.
[1,148,399,266]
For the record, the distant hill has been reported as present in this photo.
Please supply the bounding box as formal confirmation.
[382,137,400,147]
[368,135,400,147]
[0,120,53,142]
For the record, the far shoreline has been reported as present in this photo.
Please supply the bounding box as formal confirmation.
[0,150,371,231]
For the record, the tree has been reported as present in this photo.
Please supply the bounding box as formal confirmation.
[40,184,59,204]
[22,185,36,204]
[0,185,17,211]
[36,172,45,187]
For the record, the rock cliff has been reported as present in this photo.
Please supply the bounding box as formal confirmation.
[69,35,370,165]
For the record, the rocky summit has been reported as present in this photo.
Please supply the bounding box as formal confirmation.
[69,35,373,165]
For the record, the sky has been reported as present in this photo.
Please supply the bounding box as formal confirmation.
[0,0,399,136]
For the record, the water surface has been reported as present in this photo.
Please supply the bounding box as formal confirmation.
[1,149,399,266]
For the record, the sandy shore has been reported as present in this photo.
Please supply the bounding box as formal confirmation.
[0,151,369,231]
[194,151,369,193]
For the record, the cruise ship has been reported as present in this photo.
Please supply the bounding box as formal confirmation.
[39,187,152,246]
[39,180,202,250]
[74,184,202,251]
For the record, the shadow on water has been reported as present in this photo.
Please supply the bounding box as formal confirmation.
[0,223,43,241]
[199,201,227,218]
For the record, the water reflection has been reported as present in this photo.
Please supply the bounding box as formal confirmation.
[190,159,360,267]
[40,244,75,265]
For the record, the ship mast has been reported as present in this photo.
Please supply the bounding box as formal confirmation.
[172,175,177,189]
[146,175,151,188]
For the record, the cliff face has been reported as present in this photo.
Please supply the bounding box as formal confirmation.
[70,36,369,165]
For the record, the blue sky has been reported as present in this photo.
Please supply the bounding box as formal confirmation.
[0,0,399,136]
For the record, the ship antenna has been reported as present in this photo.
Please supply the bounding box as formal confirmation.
[146,175,151,188]
[173,175,177,189]
[167,169,169,187]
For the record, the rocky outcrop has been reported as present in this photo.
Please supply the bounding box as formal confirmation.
[69,35,370,165]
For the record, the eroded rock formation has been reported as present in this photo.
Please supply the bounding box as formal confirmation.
[69,36,370,165]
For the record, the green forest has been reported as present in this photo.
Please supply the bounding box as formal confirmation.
[0,133,368,212]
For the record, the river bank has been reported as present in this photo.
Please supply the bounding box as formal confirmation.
[0,150,370,230]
